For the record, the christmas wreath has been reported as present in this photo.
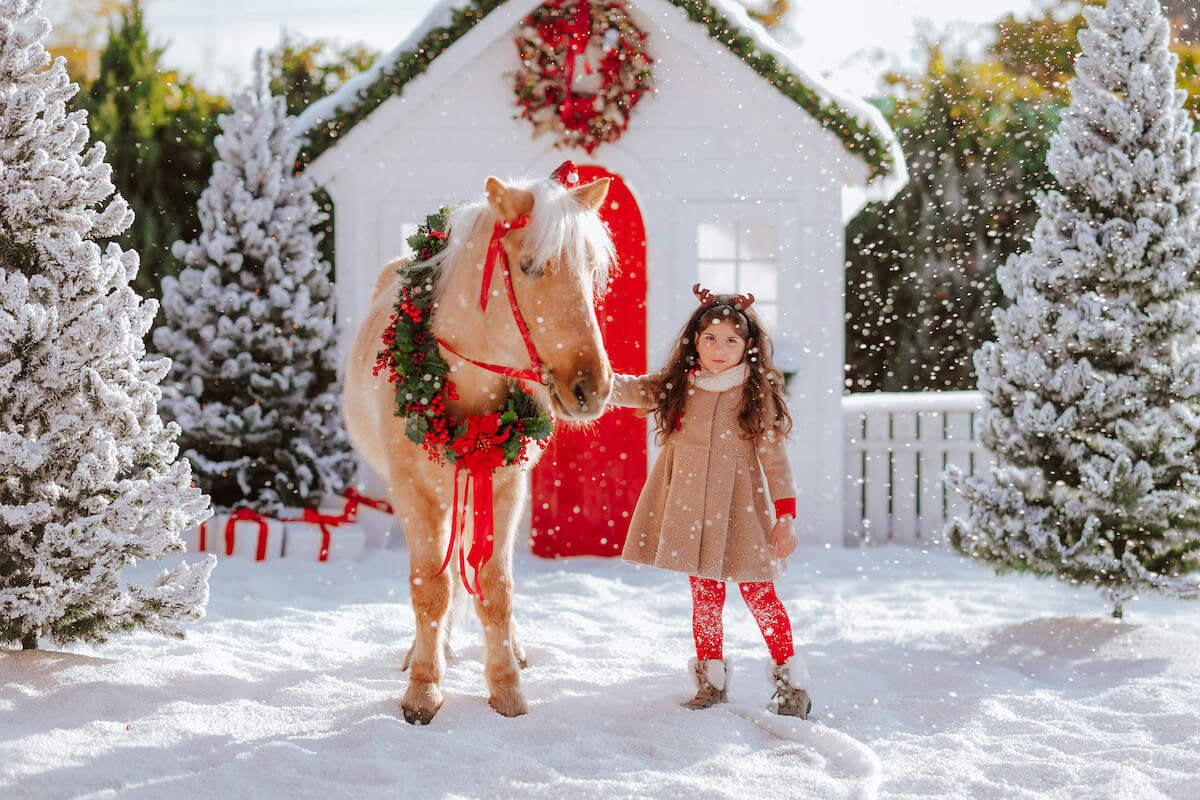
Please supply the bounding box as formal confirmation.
[513,0,653,153]
[373,210,554,468]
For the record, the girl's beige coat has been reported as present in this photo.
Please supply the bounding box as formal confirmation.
[613,374,796,583]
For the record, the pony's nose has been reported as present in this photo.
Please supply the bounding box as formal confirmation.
[570,374,604,414]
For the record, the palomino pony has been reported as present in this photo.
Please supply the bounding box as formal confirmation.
[343,166,615,724]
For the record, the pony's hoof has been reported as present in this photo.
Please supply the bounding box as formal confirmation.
[488,690,528,718]
[402,705,439,726]
[401,682,443,725]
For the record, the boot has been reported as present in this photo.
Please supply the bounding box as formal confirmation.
[769,656,812,719]
[683,657,728,710]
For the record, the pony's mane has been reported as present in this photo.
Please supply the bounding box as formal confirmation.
[428,177,616,298]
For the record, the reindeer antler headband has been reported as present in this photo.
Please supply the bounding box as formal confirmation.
[692,283,755,312]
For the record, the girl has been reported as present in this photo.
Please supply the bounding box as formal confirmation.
[611,285,811,718]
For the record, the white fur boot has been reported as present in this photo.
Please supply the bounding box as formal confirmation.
[768,655,812,719]
[683,657,728,710]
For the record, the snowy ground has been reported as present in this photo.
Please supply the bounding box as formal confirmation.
[2,539,1198,800]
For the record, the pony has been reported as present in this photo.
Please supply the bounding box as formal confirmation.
[343,166,615,724]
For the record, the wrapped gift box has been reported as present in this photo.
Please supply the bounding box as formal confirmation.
[337,486,398,551]
[185,510,284,561]
[280,505,368,562]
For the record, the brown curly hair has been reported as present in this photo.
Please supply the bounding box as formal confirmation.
[649,296,792,442]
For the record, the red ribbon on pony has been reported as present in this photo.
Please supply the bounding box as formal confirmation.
[432,162,581,598]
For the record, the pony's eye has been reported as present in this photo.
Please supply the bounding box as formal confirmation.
[520,257,537,275]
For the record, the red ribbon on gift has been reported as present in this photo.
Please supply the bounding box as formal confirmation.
[341,486,394,520]
[279,504,364,562]
[224,508,271,561]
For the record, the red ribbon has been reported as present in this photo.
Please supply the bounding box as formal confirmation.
[561,0,593,129]
[340,486,394,521]
[479,216,529,312]
[435,214,543,388]
[278,490,393,562]
[224,508,271,561]
[435,461,497,598]
[428,160,582,597]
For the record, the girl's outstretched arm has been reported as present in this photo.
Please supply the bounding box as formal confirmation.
[610,373,660,410]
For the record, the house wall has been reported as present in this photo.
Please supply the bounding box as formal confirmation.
[314,3,849,545]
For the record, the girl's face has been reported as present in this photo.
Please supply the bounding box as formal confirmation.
[695,319,748,374]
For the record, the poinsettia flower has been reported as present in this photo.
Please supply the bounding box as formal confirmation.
[450,414,510,472]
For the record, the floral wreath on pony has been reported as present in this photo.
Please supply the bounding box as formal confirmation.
[513,0,653,153]
[373,210,554,470]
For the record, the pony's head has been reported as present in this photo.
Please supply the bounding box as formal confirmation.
[435,172,616,421]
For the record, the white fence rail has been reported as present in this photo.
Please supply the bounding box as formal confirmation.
[843,391,992,545]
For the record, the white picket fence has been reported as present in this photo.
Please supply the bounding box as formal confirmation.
[843,391,992,545]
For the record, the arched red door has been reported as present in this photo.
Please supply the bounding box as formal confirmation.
[530,166,647,558]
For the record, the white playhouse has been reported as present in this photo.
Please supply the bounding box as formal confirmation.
[295,0,906,552]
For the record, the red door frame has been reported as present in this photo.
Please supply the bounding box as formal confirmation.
[530,166,647,558]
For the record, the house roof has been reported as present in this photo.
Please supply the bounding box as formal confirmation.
[294,0,906,197]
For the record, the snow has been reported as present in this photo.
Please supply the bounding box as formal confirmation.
[3,542,1197,799]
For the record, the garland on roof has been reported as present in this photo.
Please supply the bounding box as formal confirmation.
[296,0,893,178]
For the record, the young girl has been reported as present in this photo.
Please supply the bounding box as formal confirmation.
[611,285,810,718]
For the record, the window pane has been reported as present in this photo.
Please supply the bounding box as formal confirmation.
[740,260,778,302]
[398,223,419,259]
[738,224,777,260]
[698,223,736,260]
[698,261,738,293]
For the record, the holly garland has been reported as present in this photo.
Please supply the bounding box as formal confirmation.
[295,0,895,179]
[513,0,653,153]
[373,210,554,468]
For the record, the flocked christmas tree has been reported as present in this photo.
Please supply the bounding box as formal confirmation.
[0,0,214,649]
[948,0,1200,617]
[153,53,352,516]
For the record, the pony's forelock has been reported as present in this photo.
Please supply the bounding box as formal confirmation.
[429,177,616,298]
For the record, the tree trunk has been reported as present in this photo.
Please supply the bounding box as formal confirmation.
[20,631,37,650]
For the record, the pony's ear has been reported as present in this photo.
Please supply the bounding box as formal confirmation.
[485,176,535,221]
[571,177,610,212]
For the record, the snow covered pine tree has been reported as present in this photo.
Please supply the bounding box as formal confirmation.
[948,0,1200,617]
[0,0,214,649]
[153,53,352,516]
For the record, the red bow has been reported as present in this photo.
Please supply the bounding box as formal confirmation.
[206,508,271,561]
[340,486,394,521]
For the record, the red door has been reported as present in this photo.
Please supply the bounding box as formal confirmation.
[530,166,647,558]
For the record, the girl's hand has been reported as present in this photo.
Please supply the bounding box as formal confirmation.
[771,515,796,559]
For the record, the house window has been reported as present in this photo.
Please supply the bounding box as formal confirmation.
[397,222,420,259]
[696,222,778,330]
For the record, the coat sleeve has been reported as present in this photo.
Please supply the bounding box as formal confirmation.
[610,373,660,410]
[755,394,797,516]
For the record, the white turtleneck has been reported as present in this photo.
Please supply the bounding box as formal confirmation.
[688,362,749,393]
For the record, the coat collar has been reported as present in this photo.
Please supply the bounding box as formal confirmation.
[689,362,749,393]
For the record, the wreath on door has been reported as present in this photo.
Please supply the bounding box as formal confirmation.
[513,0,653,153]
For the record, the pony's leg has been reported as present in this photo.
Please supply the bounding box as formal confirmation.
[472,478,528,717]
[401,587,456,671]
[393,480,454,725]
